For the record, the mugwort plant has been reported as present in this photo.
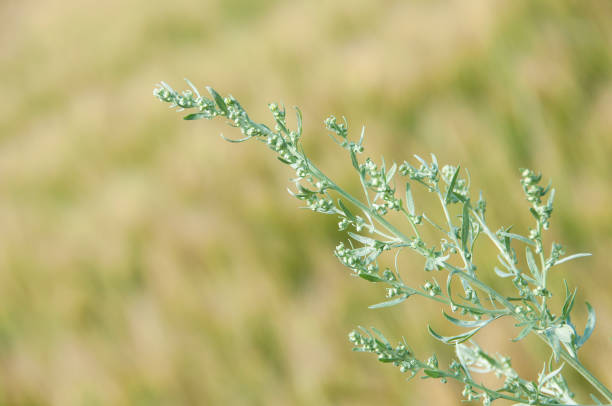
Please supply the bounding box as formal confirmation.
[154,80,611,405]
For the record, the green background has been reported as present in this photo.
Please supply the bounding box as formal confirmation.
[1,0,610,404]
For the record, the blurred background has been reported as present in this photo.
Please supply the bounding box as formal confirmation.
[1,0,611,404]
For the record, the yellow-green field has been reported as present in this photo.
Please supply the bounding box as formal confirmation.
[1,0,611,404]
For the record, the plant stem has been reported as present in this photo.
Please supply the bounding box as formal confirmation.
[555,345,612,403]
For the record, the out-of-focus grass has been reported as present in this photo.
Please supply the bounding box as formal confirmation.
[0,0,610,404]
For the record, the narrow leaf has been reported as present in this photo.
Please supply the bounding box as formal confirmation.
[428,322,491,345]
[442,311,492,328]
[184,78,201,98]
[555,253,592,266]
[561,282,577,321]
[338,199,356,221]
[206,86,228,115]
[350,149,359,170]
[358,272,383,282]
[423,369,445,379]
[294,107,303,136]
[461,200,470,253]
[350,247,374,258]
[445,166,460,204]
[539,364,564,386]
[405,183,415,215]
[576,302,596,348]
[386,163,397,183]
[497,255,513,272]
[544,328,561,361]
[183,113,208,120]
[369,294,410,309]
[498,231,535,246]
[512,323,534,342]
[348,232,376,246]
[494,267,514,278]
[413,154,427,167]
[220,133,252,143]
[526,247,540,282]
[358,126,365,146]
[371,327,390,346]
[430,153,438,167]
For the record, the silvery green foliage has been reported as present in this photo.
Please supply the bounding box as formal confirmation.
[154,81,611,406]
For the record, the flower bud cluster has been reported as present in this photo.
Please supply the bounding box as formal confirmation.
[423,281,441,297]
[334,242,376,274]
[349,329,421,374]
[291,184,334,213]
[361,158,401,215]
[324,115,348,138]
[520,169,544,204]
[520,169,554,253]
[546,243,565,268]
[225,97,263,137]
[532,286,551,297]
[154,84,218,117]
[511,274,531,297]
[338,215,368,232]
[424,247,450,272]
[325,115,364,155]
[399,159,439,186]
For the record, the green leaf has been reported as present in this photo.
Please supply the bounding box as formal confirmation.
[555,253,592,266]
[445,166,460,204]
[183,113,208,120]
[498,231,535,246]
[539,364,564,386]
[386,163,397,183]
[369,294,411,309]
[423,369,445,379]
[370,327,390,346]
[561,281,577,321]
[442,311,492,328]
[428,322,492,345]
[348,232,376,246]
[544,328,561,361]
[461,200,470,254]
[413,154,427,167]
[512,323,534,342]
[494,267,514,278]
[338,199,356,221]
[503,234,511,255]
[577,302,596,348]
[405,183,415,215]
[350,149,359,170]
[525,247,540,283]
[358,272,383,282]
[220,133,252,143]
[184,78,201,98]
[294,107,303,136]
[206,86,228,116]
[351,247,374,258]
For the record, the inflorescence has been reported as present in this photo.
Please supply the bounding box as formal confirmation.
[154,80,611,405]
